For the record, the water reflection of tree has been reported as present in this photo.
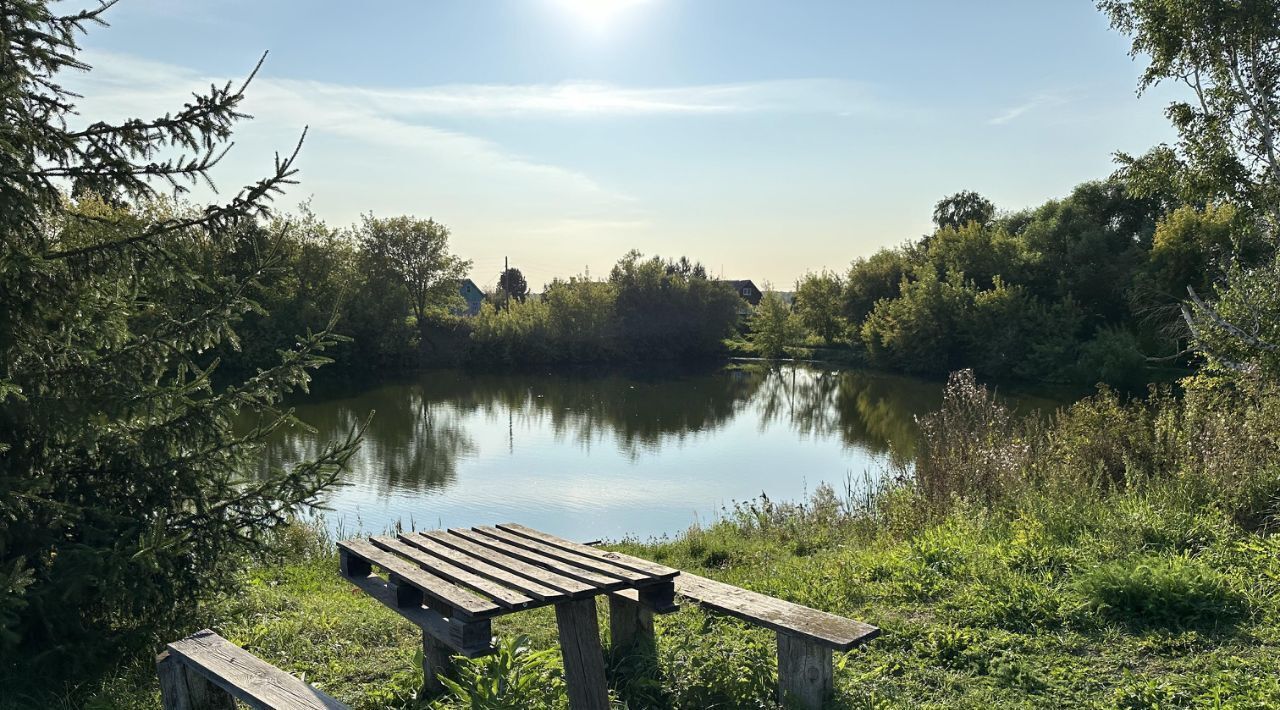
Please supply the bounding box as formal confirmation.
[259,364,1036,499]
[258,386,476,493]
[415,367,768,458]
[754,365,944,465]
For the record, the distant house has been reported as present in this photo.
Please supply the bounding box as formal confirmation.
[721,279,763,307]
[455,278,485,316]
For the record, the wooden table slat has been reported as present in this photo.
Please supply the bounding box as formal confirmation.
[369,537,535,609]
[337,538,500,617]
[449,528,630,591]
[496,523,680,580]
[398,533,571,602]
[472,526,652,584]
[422,530,597,597]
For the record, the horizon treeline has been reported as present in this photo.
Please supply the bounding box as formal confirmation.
[184,174,1261,388]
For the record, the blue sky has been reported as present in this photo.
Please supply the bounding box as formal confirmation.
[73,0,1178,289]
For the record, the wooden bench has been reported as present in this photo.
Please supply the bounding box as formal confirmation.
[157,629,347,710]
[611,571,879,709]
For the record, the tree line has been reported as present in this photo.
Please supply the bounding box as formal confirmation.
[194,204,746,370]
[773,180,1263,387]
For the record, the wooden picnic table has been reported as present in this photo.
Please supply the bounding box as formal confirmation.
[338,523,680,710]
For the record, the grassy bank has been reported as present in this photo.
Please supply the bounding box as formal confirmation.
[23,372,1280,709]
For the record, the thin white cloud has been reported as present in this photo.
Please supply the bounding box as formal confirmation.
[247,77,891,120]
[987,93,1066,125]
[80,50,889,119]
[69,49,628,207]
[68,50,895,213]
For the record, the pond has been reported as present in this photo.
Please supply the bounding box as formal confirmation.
[261,364,1067,542]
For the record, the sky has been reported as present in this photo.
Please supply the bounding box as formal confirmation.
[70,0,1180,290]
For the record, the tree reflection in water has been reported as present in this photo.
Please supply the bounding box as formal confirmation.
[253,364,1062,504]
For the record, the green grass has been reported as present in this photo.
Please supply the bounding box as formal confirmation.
[36,480,1279,709]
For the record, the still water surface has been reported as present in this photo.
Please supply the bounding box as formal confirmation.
[264,365,1063,542]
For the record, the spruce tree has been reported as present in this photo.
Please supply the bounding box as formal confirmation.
[0,1,361,669]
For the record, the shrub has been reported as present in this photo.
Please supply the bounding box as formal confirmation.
[1075,326,1148,389]
[438,635,567,710]
[655,613,777,709]
[915,370,1034,504]
[1075,554,1247,629]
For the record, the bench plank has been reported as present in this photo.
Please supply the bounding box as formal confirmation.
[370,536,535,609]
[166,630,347,710]
[616,572,879,651]
[448,528,630,591]
[422,530,597,597]
[497,523,679,580]
[399,532,571,602]
[473,526,653,584]
[338,538,500,618]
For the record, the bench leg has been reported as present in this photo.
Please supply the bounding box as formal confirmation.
[555,598,610,710]
[156,650,235,710]
[608,594,655,653]
[776,633,833,709]
[422,629,453,695]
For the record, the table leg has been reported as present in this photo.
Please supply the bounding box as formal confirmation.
[608,594,655,653]
[422,629,453,695]
[555,598,610,710]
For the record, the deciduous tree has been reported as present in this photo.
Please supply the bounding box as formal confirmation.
[498,266,530,305]
[750,290,802,359]
[1101,0,1280,376]
[932,190,996,231]
[793,270,845,345]
[357,215,471,336]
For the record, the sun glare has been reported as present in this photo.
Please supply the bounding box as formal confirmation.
[551,0,651,34]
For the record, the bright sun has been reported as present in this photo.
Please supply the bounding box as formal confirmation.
[551,0,651,33]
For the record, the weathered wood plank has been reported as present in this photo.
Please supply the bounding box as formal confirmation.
[608,594,654,653]
[496,523,679,580]
[165,630,347,710]
[613,572,879,650]
[421,530,596,597]
[157,649,237,710]
[555,599,610,710]
[338,538,500,618]
[338,549,371,579]
[472,526,652,584]
[421,630,453,695]
[637,580,678,614]
[398,532,569,602]
[370,536,535,609]
[448,528,629,591]
[343,571,494,657]
[777,632,833,709]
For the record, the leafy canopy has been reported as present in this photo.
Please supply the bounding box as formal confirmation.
[1101,0,1280,377]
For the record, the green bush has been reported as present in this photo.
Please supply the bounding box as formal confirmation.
[438,635,566,710]
[1075,555,1248,629]
[469,253,740,365]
